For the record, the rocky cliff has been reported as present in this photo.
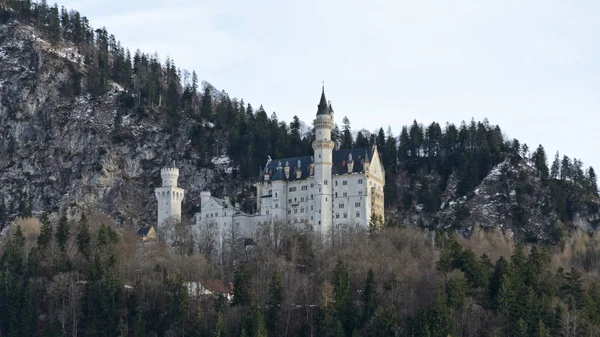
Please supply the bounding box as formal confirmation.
[0,22,228,228]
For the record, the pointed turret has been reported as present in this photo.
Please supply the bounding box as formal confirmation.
[316,86,330,115]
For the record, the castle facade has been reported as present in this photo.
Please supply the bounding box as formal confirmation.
[194,89,385,244]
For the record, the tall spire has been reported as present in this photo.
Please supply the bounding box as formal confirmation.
[316,84,330,115]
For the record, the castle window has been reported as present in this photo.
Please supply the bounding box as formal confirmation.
[289,199,292,203]
[336,213,340,219]
[343,192,347,197]
[311,205,313,211]
[326,197,328,201]
[301,197,304,202]
[302,185,308,191]
[324,180,328,185]
[339,203,344,209]
[294,197,297,202]
[335,181,338,186]
[311,183,314,188]
[343,180,347,186]
[358,179,363,184]
[275,203,279,208]
[359,190,363,195]
[355,202,361,207]
[311,194,314,200]
[318,221,321,225]
[269,189,272,195]
[319,155,321,159]
[343,213,348,218]
[294,208,298,214]
[288,209,291,214]
[335,192,338,197]
[311,216,314,221]
[235,222,240,227]
[275,192,278,197]
[356,212,360,217]
[258,222,261,226]
[300,208,304,213]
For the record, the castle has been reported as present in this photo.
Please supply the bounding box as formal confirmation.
[155,88,385,247]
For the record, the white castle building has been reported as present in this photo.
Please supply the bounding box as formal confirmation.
[194,88,385,245]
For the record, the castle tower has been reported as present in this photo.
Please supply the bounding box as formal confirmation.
[155,161,185,231]
[312,87,335,239]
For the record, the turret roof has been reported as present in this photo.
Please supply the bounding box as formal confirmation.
[316,87,330,116]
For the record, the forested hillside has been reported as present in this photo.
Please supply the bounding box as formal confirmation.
[2,1,600,337]
[0,1,597,240]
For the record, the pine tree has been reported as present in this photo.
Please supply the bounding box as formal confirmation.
[37,211,53,248]
[532,145,549,181]
[341,117,353,149]
[355,131,369,147]
[550,152,560,180]
[333,259,357,336]
[200,85,213,120]
[76,213,91,259]
[55,212,70,251]
[588,166,598,196]
[560,155,571,181]
[212,312,226,337]
[233,262,252,306]
[362,269,376,323]
[267,271,283,336]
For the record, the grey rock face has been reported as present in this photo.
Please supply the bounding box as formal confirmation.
[0,23,226,228]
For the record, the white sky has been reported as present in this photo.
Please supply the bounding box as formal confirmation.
[62,0,600,173]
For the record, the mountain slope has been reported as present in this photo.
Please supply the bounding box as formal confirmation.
[0,5,598,241]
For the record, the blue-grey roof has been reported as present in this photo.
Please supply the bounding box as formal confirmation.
[261,156,313,182]
[259,147,376,182]
[332,147,374,175]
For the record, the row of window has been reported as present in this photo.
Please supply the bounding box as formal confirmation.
[335,212,360,219]
[206,212,227,218]
[288,184,313,192]
[335,179,363,186]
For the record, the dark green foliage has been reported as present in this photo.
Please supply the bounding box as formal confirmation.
[362,269,376,323]
[37,211,53,248]
[76,213,91,259]
[340,117,353,149]
[54,212,70,251]
[333,260,357,336]
[266,271,283,336]
[233,261,252,306]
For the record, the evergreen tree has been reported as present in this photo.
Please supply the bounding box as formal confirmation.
[212,312,226,337]
[76,213,91,259]
[267,271,283,336]
[37,211,53,248]
[550,152,560,180]
[588,166,598,196]
[355,131,369,147]
[532,145,549,181]
[333,260,357,336]
[560,155,571,181]
[362,269,376,323]
[233,262,252,306]
[340,117,353,149]
[55,212,70,251]
[200,85,213,120]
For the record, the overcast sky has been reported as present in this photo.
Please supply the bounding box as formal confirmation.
[62,0,600,174]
